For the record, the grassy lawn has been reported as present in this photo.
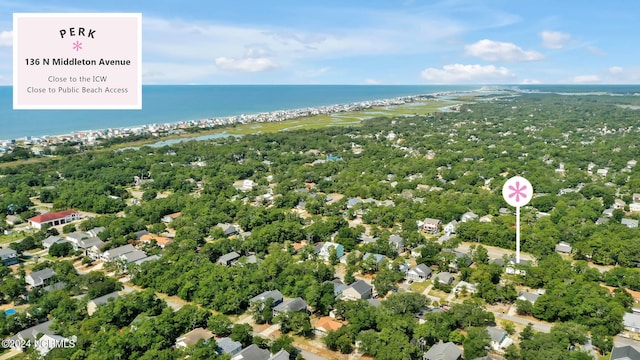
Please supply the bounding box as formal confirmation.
[0,232,24,244]
[409,281,430,294]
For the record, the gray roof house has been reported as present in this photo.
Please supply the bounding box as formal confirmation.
[424,341,462,360]
[42,236,66,249]
[87,291,120,315]
[250,290,284,308]
[269,350,290,360]
[0,247,18,266]
[407,264,432,282]
[217,337,243,355]
[101,244,136,262]
[517,291,540,304]
[623,312,640,333]
[8,320,55,351]
[436,272,455,285]
[611,345,640,360]
[341,280,373,300]
[217,223,240,236]
[120,250,148,267]
[26,268,56,288]
[555,242,572,254]
[389,234,404,252]
[622,218,639,229]
[487,327,512,350]
[273,297,308,316]
[232,344,270,360]
[217,251,241,266]
[363,253,386,269]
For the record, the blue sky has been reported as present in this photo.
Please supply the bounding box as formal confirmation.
[1,0,639,85]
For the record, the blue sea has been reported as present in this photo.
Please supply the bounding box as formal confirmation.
[1,85,478,140]
[2,84,639,140]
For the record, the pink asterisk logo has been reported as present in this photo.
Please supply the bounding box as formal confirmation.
[72,41,82,51]
[508,181,528,203]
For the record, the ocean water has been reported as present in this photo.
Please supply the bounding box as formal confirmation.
[0,85,477,140]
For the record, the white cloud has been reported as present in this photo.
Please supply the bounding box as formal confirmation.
[572,74,600,83]
[608,66,624,74]
[540,31,571,49]
[215,57,279,72]
[420,64,515,84]
[364,78,381,85]
[0,31,12,47]
[521,79,541,84]
[465,39,543,62]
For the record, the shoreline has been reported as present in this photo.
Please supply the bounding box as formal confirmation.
[2,89,479,145]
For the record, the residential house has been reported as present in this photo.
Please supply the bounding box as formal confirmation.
[555,242,572,254]
[139,234,173,248]
[623,218,639,229]
[217,251,241,266]
[217,223,240,236]
[233,179,256,192]
[161,212,181,224]
[506,258,531,275]
[479,215,493,223]
[101,244,136,262]
[443,220,458,235]
[27,210,79,229]
[487,327,513,350]
[249,290,284,308]
[630,203,640,212]
[423,341,462,360]
[389,234,404,253]
[35,334,76,357]
[363,253,386,269]
[76,237,105,259]
[0,247,18,266]
[87,227,105,238]
[422,218,442,234]
[327,279,348,297]
[120,250,148,267]
[453,281,477,294]
[232,344,270,360]
[217,337,243,355]
[406,264,433,282]
[42,236,66,249]
[315,316,344,335]
[611,345,640,360]
[623,312,640,333]
[615,199,627,210]
[358,234,378,245]
[65,231,89,245]
[272,297,308,317]
[316,242,344,261]
[25,268,55,288]
[133,254,160,266]
[460,211,479,222]
[269,350,290,360]
[603,208,615,217]
[87,291,120,315]
[517,291,540,304]
[346,198,363,209]
[411,245,425,258]
[436,272,455,285]
[7,320,54,352]
[341,280,373,300]
[596,217,610,225]
[175,327,214,348]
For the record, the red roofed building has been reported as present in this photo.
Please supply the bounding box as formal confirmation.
[28,210,79,229]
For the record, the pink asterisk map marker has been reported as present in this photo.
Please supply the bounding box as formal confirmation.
[72,41,82,51]
[502,176,533,265]
[508,181,528,204]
